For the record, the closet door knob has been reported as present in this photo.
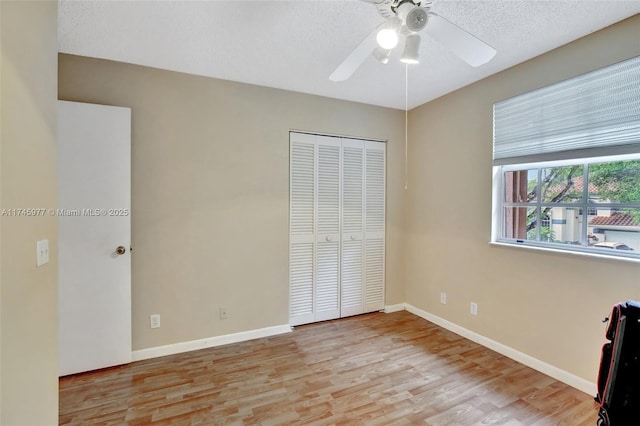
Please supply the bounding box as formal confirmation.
[325,236,332,242]
[350,235,356,240]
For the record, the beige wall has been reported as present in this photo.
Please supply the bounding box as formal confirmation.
[58,55,406,351]
[404,15,640,383]
[58,11,639,393]
[1,1,59,424]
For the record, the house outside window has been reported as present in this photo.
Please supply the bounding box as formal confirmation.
[492,55,640,260]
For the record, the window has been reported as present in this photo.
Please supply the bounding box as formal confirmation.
[498,157,640,258]
[492,56,640,260]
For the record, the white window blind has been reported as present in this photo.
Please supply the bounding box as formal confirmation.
[493,55,640,165]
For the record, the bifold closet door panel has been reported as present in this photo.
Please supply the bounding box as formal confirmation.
[364,141,386,312]
[341,139,365,317]
[315,137,341,322]
[289,134,316,326]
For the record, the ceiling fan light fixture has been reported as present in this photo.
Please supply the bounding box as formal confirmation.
[372,46,391,64]
[329,0,497,82]
[376,27,398,50]
[400,34,421,64]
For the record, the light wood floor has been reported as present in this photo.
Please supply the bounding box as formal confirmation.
[59,311,599,425]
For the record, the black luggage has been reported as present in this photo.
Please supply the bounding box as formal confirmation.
[596,300,640,426]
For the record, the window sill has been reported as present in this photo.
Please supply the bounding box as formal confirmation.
[489,241,640,265]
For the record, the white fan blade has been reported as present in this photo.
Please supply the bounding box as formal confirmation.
[425,13,496,67]
[330,25,382,82]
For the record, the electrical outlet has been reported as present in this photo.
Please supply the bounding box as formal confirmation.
[36,239,49,267]
[219,306,228,320]
[470,302,478,316]
[440,292,447,305]
[150,314,161,328]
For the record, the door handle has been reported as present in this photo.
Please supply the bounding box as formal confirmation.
[325,236,332,242]
[115,246,126,255]
[351,235,356,240]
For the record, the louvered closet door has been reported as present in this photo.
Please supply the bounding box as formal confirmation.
[289,133,316,326]
[340,139,365,317]
[364,141,386,312]
[315,136,341,322]
[289,132,385,326]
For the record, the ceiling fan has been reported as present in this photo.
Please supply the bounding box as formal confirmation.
[329,0,497,81]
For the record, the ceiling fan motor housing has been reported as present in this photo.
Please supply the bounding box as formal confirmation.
[394,1,429,32]
[406,7,428,32]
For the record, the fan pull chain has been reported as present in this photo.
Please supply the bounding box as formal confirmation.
[404,63,409,190]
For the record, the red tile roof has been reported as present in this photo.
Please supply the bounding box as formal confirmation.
[590,213,640,227]
[548,176,598,193]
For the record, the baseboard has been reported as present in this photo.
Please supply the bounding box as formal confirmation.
[132,324,292,362]
[402,303,597,396]
[384,303,406,313]
[133,307,595,395]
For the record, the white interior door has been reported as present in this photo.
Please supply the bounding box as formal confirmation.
[58,100,132,376]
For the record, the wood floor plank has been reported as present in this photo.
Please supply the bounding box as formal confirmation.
[59,311,599,425]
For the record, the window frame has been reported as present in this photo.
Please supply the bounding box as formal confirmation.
[492,153,640,260]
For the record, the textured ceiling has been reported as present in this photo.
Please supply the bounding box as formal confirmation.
[58,0,640,110]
